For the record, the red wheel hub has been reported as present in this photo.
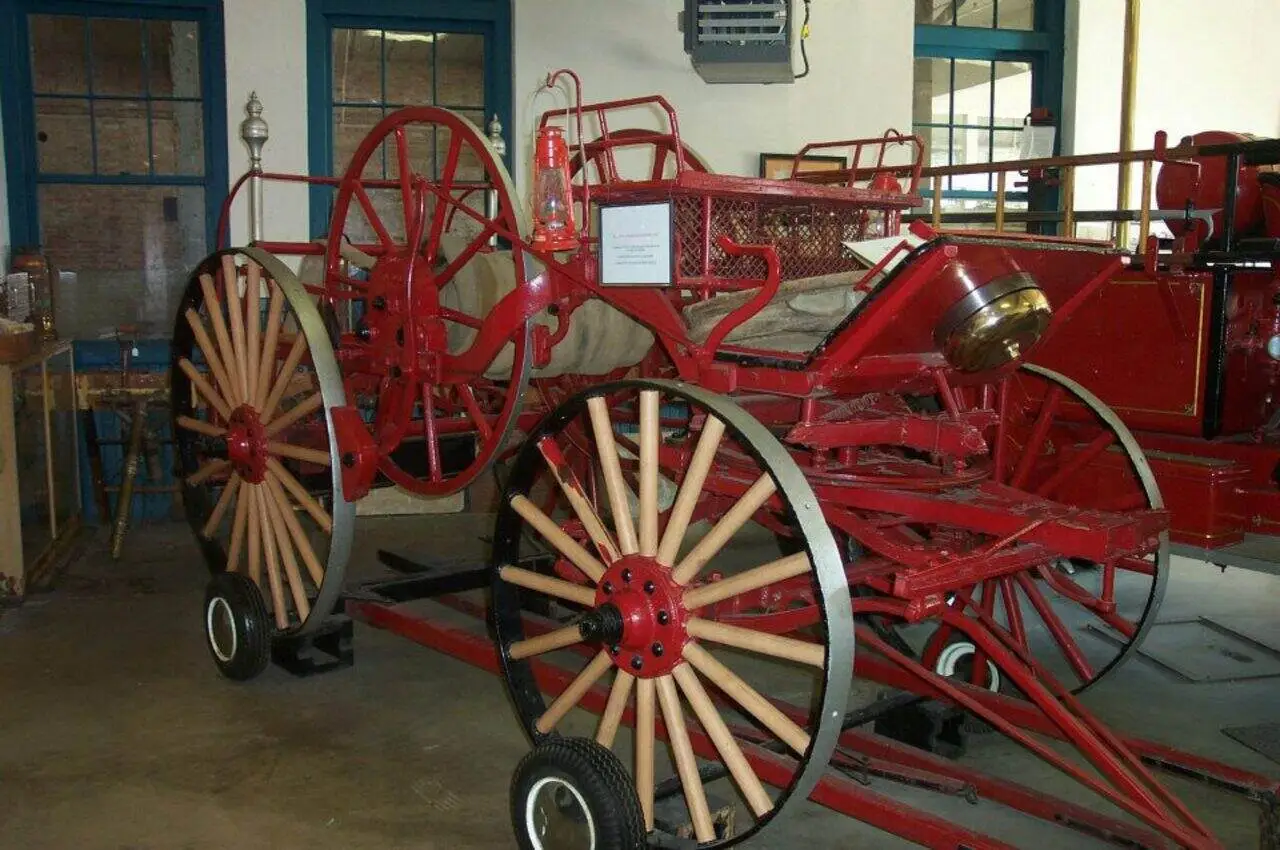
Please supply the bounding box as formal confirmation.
[225,405,269,483]
[594,555,687,678]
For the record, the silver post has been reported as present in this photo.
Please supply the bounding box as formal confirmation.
[486,114,507,246]
[241,92,270,244]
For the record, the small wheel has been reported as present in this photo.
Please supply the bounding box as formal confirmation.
[204,572,271,681]
[511,737,646,850]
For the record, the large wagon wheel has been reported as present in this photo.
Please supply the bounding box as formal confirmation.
[911,364,1167,695]
[323,107,533,498]
[172,248,354,650]
[492,380,852,847]
[570,128,710,184]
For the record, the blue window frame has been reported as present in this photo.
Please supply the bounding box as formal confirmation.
[0,0,228,252]
[914,0,1064,207]
[305,0,513,238]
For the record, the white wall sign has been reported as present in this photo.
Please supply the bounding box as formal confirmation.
[597,201,675,286]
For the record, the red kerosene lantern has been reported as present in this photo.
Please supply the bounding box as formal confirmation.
[531,125,579,251]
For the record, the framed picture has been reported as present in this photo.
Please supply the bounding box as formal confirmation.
[758,153,847,180]
[596,200,676,287]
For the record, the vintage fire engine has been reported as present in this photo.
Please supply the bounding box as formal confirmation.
[169,77,1279,848]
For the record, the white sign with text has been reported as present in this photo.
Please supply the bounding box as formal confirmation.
[598,202,674,286]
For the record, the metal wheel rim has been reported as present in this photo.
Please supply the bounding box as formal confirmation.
[492,378,853,847]
[525,776,598,850]
[171,247,354,637]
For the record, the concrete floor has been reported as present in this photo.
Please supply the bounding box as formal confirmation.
[2,515,1278,850]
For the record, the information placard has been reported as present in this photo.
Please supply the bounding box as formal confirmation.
[597,201,675,287]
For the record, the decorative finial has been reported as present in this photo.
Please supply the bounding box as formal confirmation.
[487,114,507,158]
[241,92,269,171]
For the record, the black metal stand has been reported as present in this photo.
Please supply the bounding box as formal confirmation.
[270,615,354,677]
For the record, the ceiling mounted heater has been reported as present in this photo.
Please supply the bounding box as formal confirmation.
[681,0,794,84]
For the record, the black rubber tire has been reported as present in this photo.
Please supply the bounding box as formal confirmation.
[203,572,272,681]
[1262,792,1279,850]
[511,737,647,850]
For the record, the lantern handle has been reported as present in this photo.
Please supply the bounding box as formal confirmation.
[545,68,590,247]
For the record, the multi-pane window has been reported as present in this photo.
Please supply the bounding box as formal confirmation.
[916,0,1035,30]
[912,57,1032,192]
[24,12,214,339]
[331,28,486,178]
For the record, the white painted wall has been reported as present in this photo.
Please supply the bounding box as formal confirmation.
[222,0,311,246]
[511,0,915,188]
[1063,0,1280,233]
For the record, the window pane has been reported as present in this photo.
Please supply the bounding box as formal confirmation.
[992,127,1023,164]
[950,127,991,192]
[998,0,1035,30]
[993,61,1033,127]
[152,101,204,175]
[912,58,951,124]
[915,0,955,25]
[333,29,382,104]
[951,59,993,126]
[35,97,93,173]
[955,0,994,28]
[148,20,201,98]
[334,106,385,174]
[435,33,484,109]
[90,18,146,96]
[384,31,435,106]
[39,184,207,339]
[94,99,151,176]
[29,15,87,94]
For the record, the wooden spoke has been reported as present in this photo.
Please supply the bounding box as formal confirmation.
[253,485,290,629]
[509,494,605,583]
[267,441,332,467]
[225,481,250,571]
[538,438,619,563]
[201,474,242,539]
[683,642,811,755]
[687,617,824,667]
[498,565,596,607]
[638,389,660,557]
[508,623,585,661]
[266,458,333,534]
[636,677,656,831]
[184,309,237,406]
[246,483,263,587]
[656,416,725,566]
[187,459,231,487]
[264,392,323,437]
[221,255,251,405]
[672,474,777,585]
[1010,383,1065,490]
[261,333,309,423]
[595,670,636,749]
[262,480,312,620]
[245,263,262,405]
[683,552,811,611]
[263,472,325,585]
[672,663,773,818]
[254,286,285,410]
[178,358,232,421]
[198,272,243,407]
[535,651,613,734]
[655,675,716,843]
[176,415,225,439]
[587,396,639,556]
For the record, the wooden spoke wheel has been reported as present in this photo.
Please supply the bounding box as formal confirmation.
[323,106,533,498]
[492,380,852,847]
[172,248,354,640]
[908,364,1168,694]
[570,128,710,184]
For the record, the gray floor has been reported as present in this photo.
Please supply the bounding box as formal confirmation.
[1,516,1278,849]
